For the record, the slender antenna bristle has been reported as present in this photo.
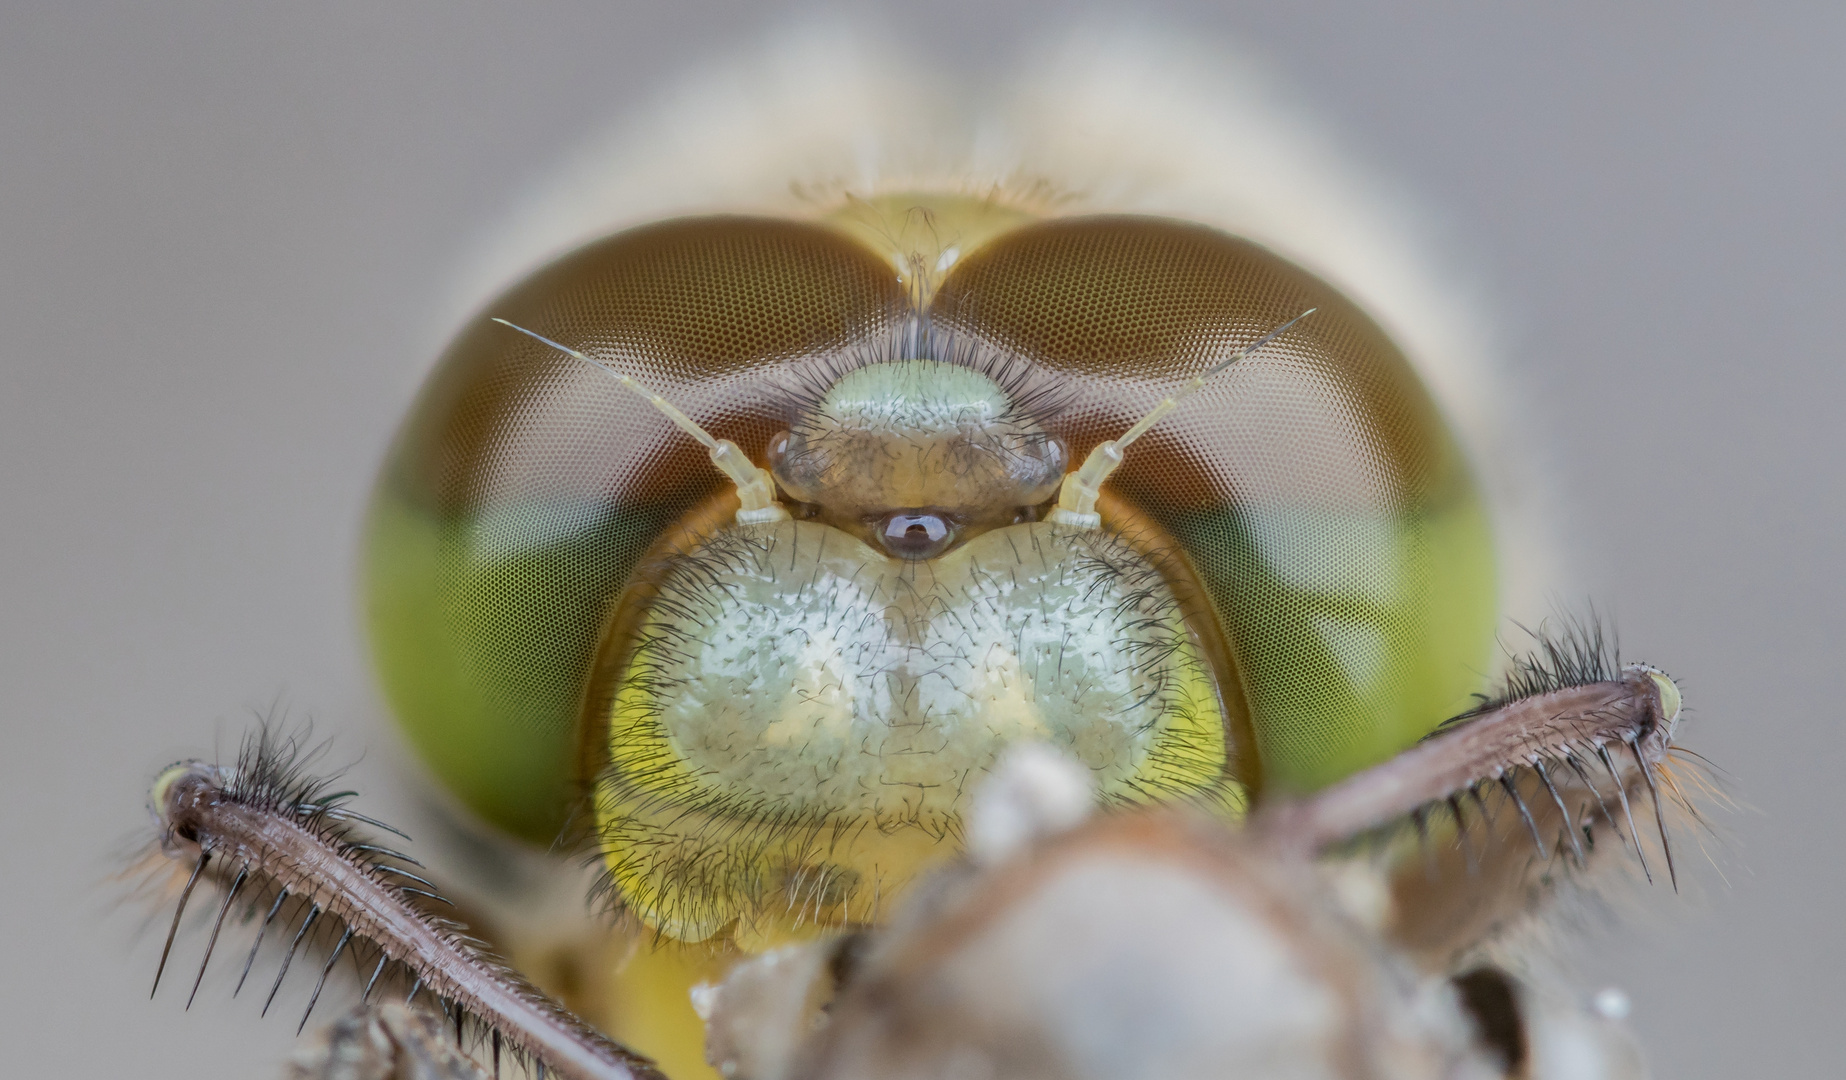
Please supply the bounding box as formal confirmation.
[493,317,787,520]
[492,318,721,450]
[1050,309,1317,525]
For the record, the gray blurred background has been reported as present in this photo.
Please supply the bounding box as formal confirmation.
[1,3,1835,1076]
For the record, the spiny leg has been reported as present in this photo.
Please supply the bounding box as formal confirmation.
[1256,659,1687,967]
[147,728,665,1080]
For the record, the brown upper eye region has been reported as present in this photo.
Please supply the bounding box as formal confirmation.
[877,510,956,559]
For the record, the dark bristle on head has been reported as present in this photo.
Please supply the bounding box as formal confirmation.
[144,725,663,1080]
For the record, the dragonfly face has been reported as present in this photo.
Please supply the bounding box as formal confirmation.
[367,206,1496,832]
[362,204,1499,953]
[140,39,1696,1080]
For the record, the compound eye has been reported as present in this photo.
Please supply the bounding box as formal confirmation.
[878,510,955,559]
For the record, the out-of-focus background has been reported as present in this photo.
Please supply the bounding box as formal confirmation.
[2,4,1835,1077]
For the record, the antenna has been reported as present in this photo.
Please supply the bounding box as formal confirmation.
[492,319,788,524]
[1046,309,1316,528]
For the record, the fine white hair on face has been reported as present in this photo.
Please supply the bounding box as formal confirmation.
[445,19,1559,630]
[965,742,1096,867]
[817,360,1009,432]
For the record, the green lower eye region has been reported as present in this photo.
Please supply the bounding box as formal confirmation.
[593,518,1240,943]
[365,492,677,841]
[1170,495,1497,793]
